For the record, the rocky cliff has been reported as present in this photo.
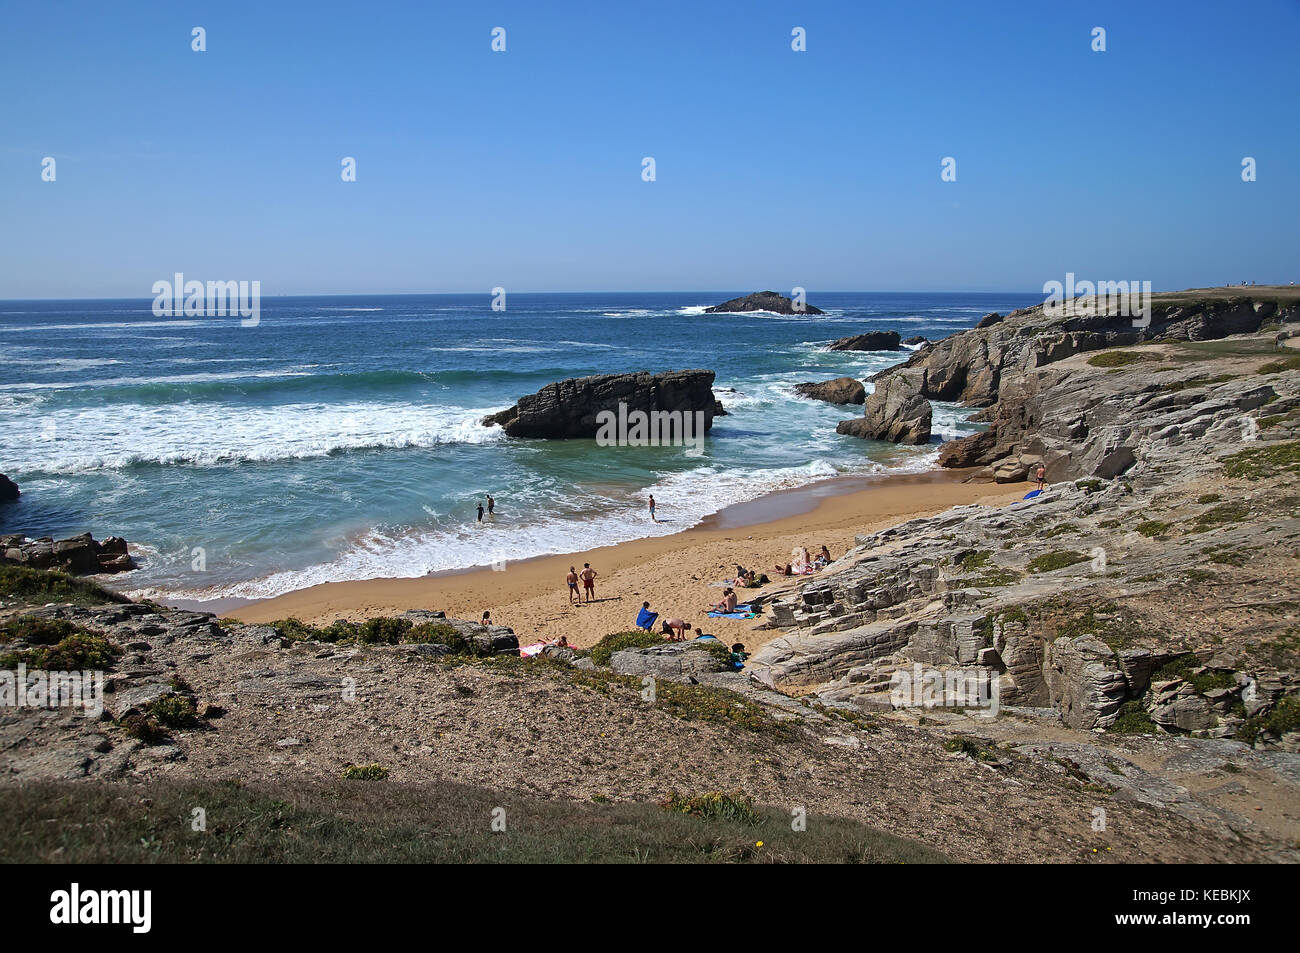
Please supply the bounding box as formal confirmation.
[750,289,1300,763]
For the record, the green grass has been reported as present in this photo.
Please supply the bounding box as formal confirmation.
[1222,441,1300,479]
[0,630,121,670]
[1087,350,1159,368]
[1158,374,1237,393]
[1190,502,1250,532]
[1237,695,1300,747]
[1043,523,1079,538]
[958,550,992,571]
[0,564,128,606]
[1153,654,1236,694]
[1258,357,1300,375]
[1135,520,1170,537]
[1027,550,1089,574]
[343,763,390,781]
[942,735,999,763]
[589,629,665,666]
[663,791,759,825]
[0,779,952,863]
[146,695,199,729]
[0,615,83,645]
[270,616,482,653]
[1110,701,1159,735]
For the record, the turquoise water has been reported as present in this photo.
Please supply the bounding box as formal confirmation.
[0,292,1039,601]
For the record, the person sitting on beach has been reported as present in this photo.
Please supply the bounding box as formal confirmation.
[692,627,716,640]
[709,588,738,613]
[566,566,580,604]
[635,601,658,632]
[481,610,492,626]
[660,617,689,641]
[557,635,569,648]
[773,561,792,576]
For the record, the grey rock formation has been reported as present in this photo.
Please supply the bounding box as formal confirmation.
[837,371,932,444]
[704,291,824,315]
[828,331,900,351]
[0,532,136,575]
[482,369,719,439]
[609,641,726,680]
[794,377,866,405]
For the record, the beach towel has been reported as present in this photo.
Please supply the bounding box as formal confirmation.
[708,606,759,619]
[1022,489,1043,500]
[635,607,659,631]
[519,641,554,658]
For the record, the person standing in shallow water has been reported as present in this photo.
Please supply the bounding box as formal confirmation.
[648,495,657,522]
[486,494,495,519]
[476,502,484,523]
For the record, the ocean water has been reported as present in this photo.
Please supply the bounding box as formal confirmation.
[0,292,1040,603]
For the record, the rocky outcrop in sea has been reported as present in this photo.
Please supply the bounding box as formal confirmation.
[482,369,721,439]
[1,532,135,575]
[704,291,825,315]
[794,377,866,405]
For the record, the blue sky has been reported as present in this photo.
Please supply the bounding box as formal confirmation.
[2,0,1297,297]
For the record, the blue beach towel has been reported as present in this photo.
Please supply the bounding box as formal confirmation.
[1022,489,1042,500]
[635,607,658,631]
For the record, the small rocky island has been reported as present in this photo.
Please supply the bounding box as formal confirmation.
[828,331,901,351]
[794,377,866,405]
[482,369,723,438]
[705,291,824,315]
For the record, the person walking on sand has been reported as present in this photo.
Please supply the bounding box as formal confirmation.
[1035,464,1047,492]
[648,494,657,522]
[566,566,580,604]
[476,501,484,523]
[579,562,598,603]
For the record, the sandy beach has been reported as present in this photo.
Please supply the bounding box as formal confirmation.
[229,469,1032,650]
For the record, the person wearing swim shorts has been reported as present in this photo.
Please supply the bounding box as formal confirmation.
[648,494,657,522]
[566,566,580,604]
[580,562,598,603]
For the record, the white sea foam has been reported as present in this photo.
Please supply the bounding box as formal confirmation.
[138,456,916,602]
[3,400,506,473]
